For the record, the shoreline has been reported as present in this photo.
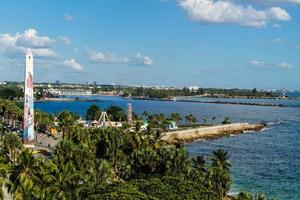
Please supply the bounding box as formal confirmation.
[160,123,267,144]
[35,96,297,107]
[132,97,289,107]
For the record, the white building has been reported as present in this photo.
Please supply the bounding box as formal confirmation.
[188,86,200,91]
[0,81,7,85]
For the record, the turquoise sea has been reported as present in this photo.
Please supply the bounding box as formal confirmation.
[35,95,300,200]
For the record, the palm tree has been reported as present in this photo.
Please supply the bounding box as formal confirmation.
[222,116,230,124]
[185,114,196,125]
[237,192,253,200]
[1,132,23,163]
[86,104,101,121]
[255,192,266,200]
[87,159,116,188]
[192,155,207,175]
[170,113,182,125]
[43,161,83,200]
[52,140,76,165]
[0,156,8,200]
[157,114,165,125]
[106,106,125,121]
[211,116,216,126]
[7,149,42,199]
[158,146,191,177]
[207,149,231,197]
[211,149,231,175]
[34,109,44,142]
[141,111,149,120]
[57,110,77,139]
[35,109,43,131]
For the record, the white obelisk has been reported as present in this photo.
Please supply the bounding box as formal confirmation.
[23,49,35,147]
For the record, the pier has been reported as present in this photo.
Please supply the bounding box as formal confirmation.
[160,123,267,144]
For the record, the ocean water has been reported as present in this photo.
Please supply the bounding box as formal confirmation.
[35,96,300,200]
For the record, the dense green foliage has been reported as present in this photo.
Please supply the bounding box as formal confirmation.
[0,123,227,200]
[86,104,102,120]
[123,87,277,99]
[0,86,23,100]
[0,99,274,200]
[106,105,126,121]
[89,177,220,200]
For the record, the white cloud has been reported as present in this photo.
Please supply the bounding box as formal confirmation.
[64,59,83,71]
[269,38,300,49]
[134,53,154,66]
[279,0,300,3]
[31,49,57,58]
[86,49,153,66]
[0,28,57,58]
[178,0,291,27]
[59,36,71,45]
[86,50,129,64]
[64,13,75,21]
[272,23,282,28]
[277,61,293,69]
[241,0,300,5]
[272,38,285,45]
[250,60,265,67]
[249,60,293,69]
[14,28,55,48]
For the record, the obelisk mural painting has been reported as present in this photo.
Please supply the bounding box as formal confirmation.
[23,49,34,146]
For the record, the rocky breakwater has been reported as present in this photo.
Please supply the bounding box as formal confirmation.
[160,123,267,144]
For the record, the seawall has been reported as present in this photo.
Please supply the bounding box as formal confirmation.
[160,123,267,144]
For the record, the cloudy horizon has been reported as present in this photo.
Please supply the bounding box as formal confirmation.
[0,0,299,90]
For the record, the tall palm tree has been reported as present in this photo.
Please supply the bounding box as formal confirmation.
[255,192,266,200]
[86,104,101,121]
[222,116,231,125]
[185,114,196,125]
[34,109,43,132]
[211,149,231,172]
[57,110,77,139]
[1,132,23,163]
[192,155,207,175]
[207,149,231,198]
[43,161,83,200]
[7,149,42,199]
[0,156,8,200]
[87,159,116,188]
[170,113,182,125]
[211,116,216,126]
[141,111,149,120]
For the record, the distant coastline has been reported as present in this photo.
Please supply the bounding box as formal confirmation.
[34,96,300,108]
[131,97,292,107]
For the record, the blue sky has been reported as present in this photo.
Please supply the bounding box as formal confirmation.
[0,0,299,89]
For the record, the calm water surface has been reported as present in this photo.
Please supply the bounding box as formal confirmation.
[35,96,300,200]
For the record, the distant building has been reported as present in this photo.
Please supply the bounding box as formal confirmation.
[189,86,200,91]
[0,81,7,85]
[58,89,92,96]
[55,80,60,85]
[167,121,178,130]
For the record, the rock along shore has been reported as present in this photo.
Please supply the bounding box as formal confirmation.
[160,123,267,144]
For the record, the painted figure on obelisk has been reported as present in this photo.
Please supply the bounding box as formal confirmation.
[23,49,35,147]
